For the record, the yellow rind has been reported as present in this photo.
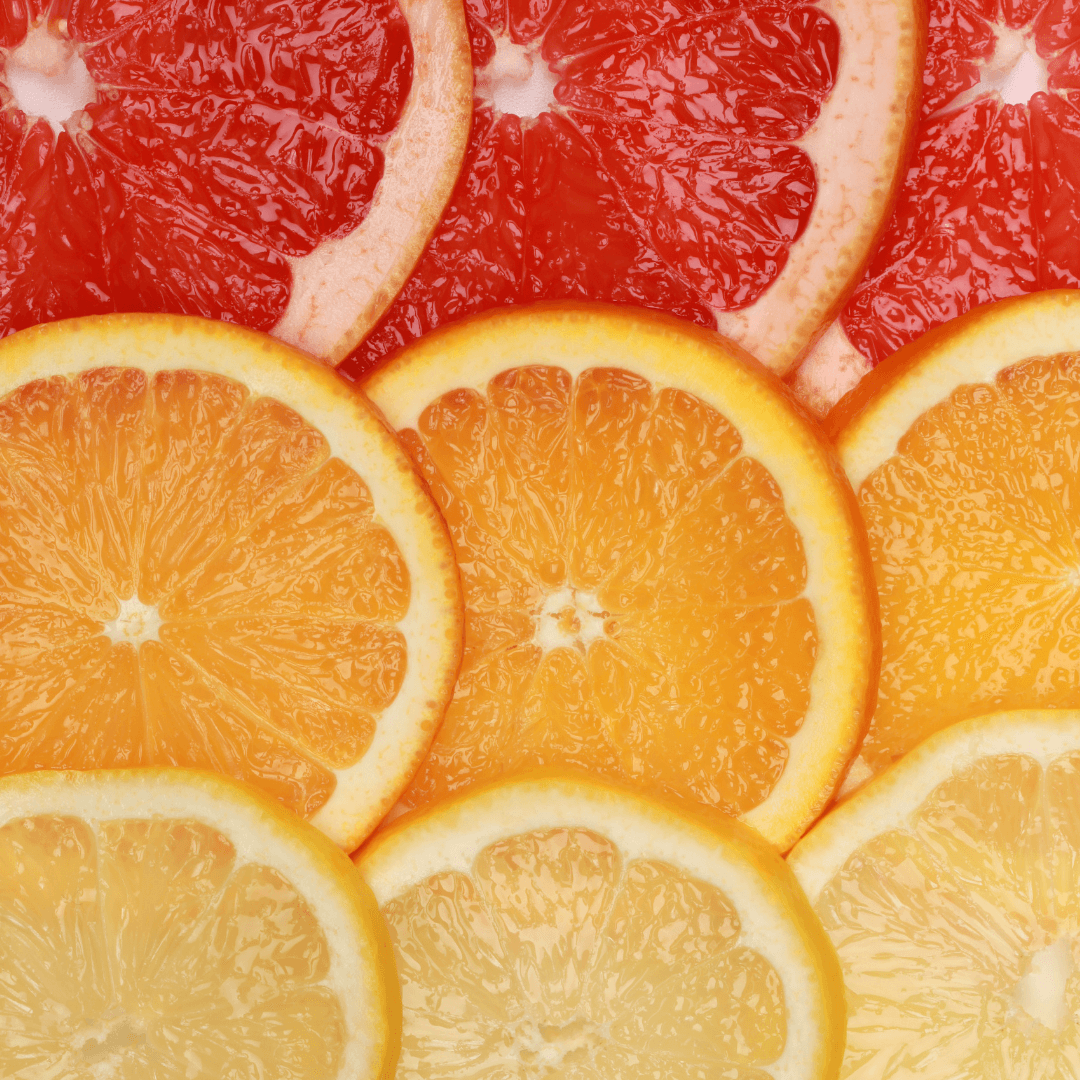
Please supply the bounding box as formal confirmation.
[364,302,878,851]
[0,766,402,1080]
[356,768,846,1080]
[0,314,464,852]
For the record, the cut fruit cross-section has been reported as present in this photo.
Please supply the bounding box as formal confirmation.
[0,314,463,852]
[339,0,923,384]
[831,290,1080,787]
[0,767,399,1080]
[364,303,878,851]
[795,0,1080,414]
[357,771,845,1080]
[790,710,1080,1080]
[0,0,472,363]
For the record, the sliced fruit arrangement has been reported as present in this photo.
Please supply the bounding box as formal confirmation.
[0,767,399,1079]
[790,710,1080,1080]
[339,0,923,383]
[796,0,1080,412]
[0,0,472,362]
[831,290,1080,787]
[0,314,463,851]
[364,304,877,851]
[358,771,845,1080]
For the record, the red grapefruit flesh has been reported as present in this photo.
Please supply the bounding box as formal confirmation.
[796,0,1080,412]
[339,0,923,384]
[0,0,471,362]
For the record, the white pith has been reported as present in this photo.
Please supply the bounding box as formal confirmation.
[274,0,473,363]
[2,21,96,134]
[101,595,163,647]
[532,586,608,652]
[360,777,839,1080]
[475,35,560,123]
[0,315,463,853]
[0,769,391,1080]
[365,306,874,850]
[1012,937,1074,1032]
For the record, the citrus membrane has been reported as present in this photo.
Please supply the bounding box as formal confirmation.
[0,314,463,850]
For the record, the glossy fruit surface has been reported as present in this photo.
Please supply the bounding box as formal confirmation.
[365,303,877,851]
[0,767,400,1079]
[791,711,1080,1080]
[359,771,845,1080]
[0,314,462,850]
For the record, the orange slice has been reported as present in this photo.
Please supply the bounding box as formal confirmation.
[831,289,1080,788]
[363,303,877,850]
[0,314,463,850]
[357,771,845,1080]
[0,767,399,1079]
[790,710,1080,1079]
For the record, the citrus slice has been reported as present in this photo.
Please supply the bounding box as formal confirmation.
[0,0,471,363]
[0,313,463,851]
[0,767,399,1079]
[789,710,1080,1080]
[830,290,1080,786]
[338,0,923,384]
[357,771,845,1080]
[794,0,1080,413]
[363,303,877,851]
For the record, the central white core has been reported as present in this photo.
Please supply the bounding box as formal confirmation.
[4,22,97,133]
[941,23,1049,114]
[533,587,608,652]
[1012,937,1074,1032]
[475,35,559,123]
[102,596,163,647]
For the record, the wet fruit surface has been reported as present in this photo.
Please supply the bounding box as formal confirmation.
[841,0,1080,365]
[0,367,410,816]
[340,0,838,381]
[0,0,412,336]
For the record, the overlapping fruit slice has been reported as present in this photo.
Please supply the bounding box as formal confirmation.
[0,768,397,1079]
[0,314,462,851]
[364,304,876,850]
[0,0,471,360]
[797,0,1080,411]
[358,772,845,1080]
[791,711,1080,1080]
[340,0,921,383]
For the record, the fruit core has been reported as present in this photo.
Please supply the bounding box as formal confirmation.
[532,586,610,653]
[1011,937,1074,1032]
[2,20,96,133]
[101,596,163,647]
[474,35,559,123]
[975,24,1048,107]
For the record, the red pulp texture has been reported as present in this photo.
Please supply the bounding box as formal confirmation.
[841,0,1080,366]
[339,0,839,383]
[0,0,412,336]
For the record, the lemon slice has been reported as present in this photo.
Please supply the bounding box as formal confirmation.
[0,314,463,850]
[0,767,399,1078]
[363,302,877,850]
[790,710,1080,1079]
[356,771,845,1080]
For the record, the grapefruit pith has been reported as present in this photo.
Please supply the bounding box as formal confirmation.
[0,0,471,363]
[796,0,1080,413]
[339,0,923,384]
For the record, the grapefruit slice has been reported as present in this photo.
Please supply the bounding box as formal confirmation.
[338,0,923,384]
[790,710,1080,1080]
[795,0,1080,413]
[363,304,878,851]
[357,771,845,1080]
[0,0,471,363]
[0,767,399,1079]
[831,290,1080,787]
[0,314,463,851]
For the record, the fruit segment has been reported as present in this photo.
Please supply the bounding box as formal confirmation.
[395,365,817,818]
[0,813,346,1078]
[383,827,787,1079]
[0,367,412,817]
